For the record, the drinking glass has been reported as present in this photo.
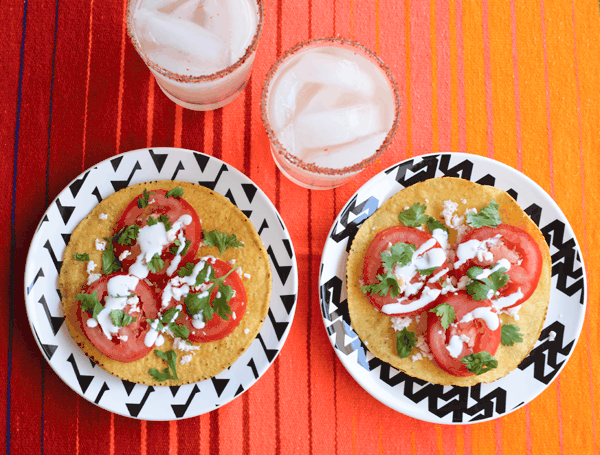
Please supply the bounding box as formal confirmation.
[261,37,400,190]
[127,0,264,111]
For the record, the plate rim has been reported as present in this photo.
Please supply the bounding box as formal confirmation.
[320,152,588,424]
[24,147,299,420]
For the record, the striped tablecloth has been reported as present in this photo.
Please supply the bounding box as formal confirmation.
[2,0,599,453]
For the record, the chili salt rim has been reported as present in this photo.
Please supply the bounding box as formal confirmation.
[126,0,264,83]
[260,37,401,177]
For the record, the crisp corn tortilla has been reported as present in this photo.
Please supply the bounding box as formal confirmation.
[346,177,551,386]
[59,181,272,386]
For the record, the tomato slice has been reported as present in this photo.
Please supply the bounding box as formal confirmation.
[113,189,201,286]
[427,291,501,377]
[161,257,247,343]
[454,224,543,310]
[78,273,159,363]
[362,226,450,317]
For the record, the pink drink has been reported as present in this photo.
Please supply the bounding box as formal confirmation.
[127,0,263,110]
[261,38,400,189]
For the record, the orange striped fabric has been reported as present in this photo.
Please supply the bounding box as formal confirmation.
[1,0,599,453]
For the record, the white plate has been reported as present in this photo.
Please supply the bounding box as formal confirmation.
[319,153,587,424]
[25,148,298,420]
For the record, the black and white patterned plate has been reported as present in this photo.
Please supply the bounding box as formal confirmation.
[319,153,586,424]
[24,148,298,420]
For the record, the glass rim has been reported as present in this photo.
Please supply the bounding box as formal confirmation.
[126,0,264,83]
[260,37,401,177]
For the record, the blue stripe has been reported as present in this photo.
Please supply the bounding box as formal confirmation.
[41,2,61,453]
[8,1,29,453]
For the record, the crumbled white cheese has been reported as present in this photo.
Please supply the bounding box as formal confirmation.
[243,273,251,279]
[173,337,201,352]
[391,316,412,332]
[244,328,250,334]
[117,335,129,342]
[548,331,557,341]
[99,213,108,220]
[95,238,107,251]
[229,259,237,265]
[232,312,237,320]
[119,250,131,261]
[87,273,101,285]
[412,353,423,362]
[180,355,193,365]
[500,304,522,320]
[87,260,97,273]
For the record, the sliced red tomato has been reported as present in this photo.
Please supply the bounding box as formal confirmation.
[427,291,501,377]
[113,189,201,286]
[362,226,450,318]
[78,273,159,363]
[454,224,543,309]
[162,257,247,343]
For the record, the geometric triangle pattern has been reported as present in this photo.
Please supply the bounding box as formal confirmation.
[319,153,586,424]
[24,148,298,420]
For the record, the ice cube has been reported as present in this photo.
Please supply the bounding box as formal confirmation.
[289,52,375,98]
[226,0,257,61]
[269,71,302,131]
[138,0,181,12]
[170,0,203,20]
[134,8,230,73]
[294,103,383,149]
[297,86,345,116]
[299,132,388,169]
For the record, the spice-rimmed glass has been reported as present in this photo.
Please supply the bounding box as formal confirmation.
[127,0,264,111]
[261,37,400,190]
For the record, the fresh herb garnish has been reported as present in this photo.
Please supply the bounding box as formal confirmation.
[396,328,418,358]
[75,253,90,261]
[466,266,509,301]
[180,239,191,256]
[137,189,155,209]
[467,199,501,228]
[159,214,172,231]
[147,253,165,274]
[202,229,244,254]
[166,187,184,199]
[110,310,137,327]
[102,241,121,274]
[361,273,402,298]
[398,203,429,228]
[147,216,158,226]
[170,323,190,340]
[115,224,140,246]
[381,242,415,272]
[501,324,524,346]
[427,217,449,234]
[178,262,196,277]
[461,351,498,375]
[75,290,104,320]
[429,303,456,330]
[417,266,438,276]
[148,349,178,382]
[184,266,238,322]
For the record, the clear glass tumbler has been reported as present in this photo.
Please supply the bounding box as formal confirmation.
[261,37,400,190]
[127,0,264,111]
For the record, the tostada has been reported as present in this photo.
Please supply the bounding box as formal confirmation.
[346,177,551,386]
[59,181,271,386]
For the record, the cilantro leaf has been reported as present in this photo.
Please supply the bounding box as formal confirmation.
[396,328,418,358]
[115,225,140,246]
[184,291,214,320]
[202,229,244,254]
[417,266,438,276]
[461,351,498,375]
[398,203,429,228]
[467,199,501,228]
[212,284,234,320]
[75,290,104,320]
[147,253,165,274]
[501,324,523,346]
[180,239,191,256]
[166,187,184,199]
[170,323,190,340]
[160,307,181,325]
[137,189,155,209]
[466,267,509,301]
[159,214,172,232]
[110,310,137,327]
[102,241,121,275]
[74,253,90,261]
[427,217,449,234]
[361,273,401,298]
[147,216,158,226]
[429,303,456,330]
[178,262,196,277]
[381,242,415,273]
[148,349,178,382]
